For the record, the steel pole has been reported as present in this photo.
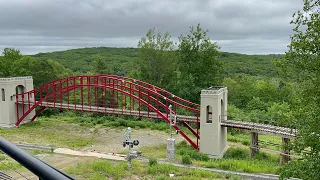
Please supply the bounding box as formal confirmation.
[169,104,172,138]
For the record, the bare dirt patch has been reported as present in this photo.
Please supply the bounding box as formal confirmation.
[84,127,184,153]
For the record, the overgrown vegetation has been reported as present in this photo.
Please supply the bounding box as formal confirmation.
[140,141,281,175]
[148,157,158,167]
[66,159,243,180]
[275,1,320,179]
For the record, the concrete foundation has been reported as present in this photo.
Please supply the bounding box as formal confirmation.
[200,87,228,158]
[0,76,35,128]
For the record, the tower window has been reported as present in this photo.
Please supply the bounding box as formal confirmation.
[1,88,5,101]
[206,105,212,123]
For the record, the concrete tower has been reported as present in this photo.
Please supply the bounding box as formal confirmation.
[200,86,228,158]
[0,76,35,128]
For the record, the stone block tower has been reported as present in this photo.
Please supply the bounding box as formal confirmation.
[200,86,228,158]
[0,76,35,128]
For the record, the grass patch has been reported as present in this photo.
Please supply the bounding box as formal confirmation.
[177,141,209,161]
[0,117,94,148]
[139,144,167,158]
[227,132,282,151]
[26,149,54,155]
[55,112,196,136]
[0,148,54,171]
[0,153,22,171]
[181,154,191,164]
[148,157,158,167]
[196,147,281,174]
[66,159,242,180]
[140,141,281,175]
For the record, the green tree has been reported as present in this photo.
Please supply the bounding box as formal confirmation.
[276,1,320,179]
[11,57,72,86]
[177,24,221,103]
[2,47,22,61]
[135,28,176,89]
[0,48,22,76]
[92,56,112,75]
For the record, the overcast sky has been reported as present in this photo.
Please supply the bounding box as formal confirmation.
[0,0,303,55]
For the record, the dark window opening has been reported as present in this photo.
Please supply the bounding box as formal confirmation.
[1,88,5,101]
[206,105,212,123]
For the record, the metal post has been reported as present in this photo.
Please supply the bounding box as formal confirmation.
[169,105,172,139]
[167,105,175,160]
[280,137,290,165]
[250,132,259,159]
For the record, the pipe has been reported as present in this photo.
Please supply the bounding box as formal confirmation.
[0,136,74,180]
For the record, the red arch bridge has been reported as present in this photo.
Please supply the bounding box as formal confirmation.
[13,75,296,153]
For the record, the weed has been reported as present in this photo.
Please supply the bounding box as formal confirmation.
[149,157,158,166]
[241,140,250,146]
[223,148,249,160]
[182,154,191,165]
[177,141,209,161]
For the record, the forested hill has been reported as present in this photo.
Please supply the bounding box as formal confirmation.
[31,47,138,76]
[31,47,281,77]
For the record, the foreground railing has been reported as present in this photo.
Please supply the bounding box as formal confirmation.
[0,136,74,180]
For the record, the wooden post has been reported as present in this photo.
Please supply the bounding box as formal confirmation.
[250,132,259,159]
[280,137,290,165]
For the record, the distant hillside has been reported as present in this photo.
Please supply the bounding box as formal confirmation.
[31,47,281,77]
[220,52,282,77]
[32,47,138,76]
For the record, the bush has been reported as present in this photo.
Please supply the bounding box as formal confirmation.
[182,154,191,165]
[149,157,158,167]
[223,148,248,160]
[177,141,188,148]
[241,140,250,146]
[177,142,209,161]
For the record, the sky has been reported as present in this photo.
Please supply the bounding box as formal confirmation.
[0,0,303,55]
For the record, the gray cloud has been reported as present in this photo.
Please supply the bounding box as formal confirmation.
[0,0,303,54]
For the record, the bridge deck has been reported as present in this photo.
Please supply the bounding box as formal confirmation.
[18,101,296,138]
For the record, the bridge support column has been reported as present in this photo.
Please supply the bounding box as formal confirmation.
[0,77,35,128]
[200,87,228,158]
[280,137,290,165]
[250,132,259,159]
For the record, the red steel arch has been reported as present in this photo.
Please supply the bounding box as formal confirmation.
[15,75,200,149]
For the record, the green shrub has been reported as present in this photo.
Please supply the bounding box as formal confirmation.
[149,157,158,167]
[147,164,177,175]
[177,144,209,161]
[177,141,188,148]
[241,140,250,146]
[119,120,127,127]
[223,148,248,160]
[182,154,191,165]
